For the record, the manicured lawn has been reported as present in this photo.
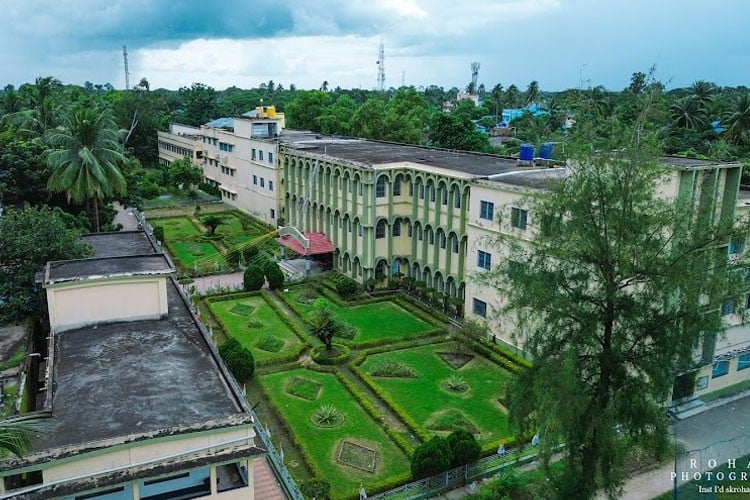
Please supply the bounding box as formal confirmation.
[170,241,224,270]
[260,368,411,499]
[153,217,201,240]
[285,289,435,344]
[360,342,513,445]
[208,295,304,363]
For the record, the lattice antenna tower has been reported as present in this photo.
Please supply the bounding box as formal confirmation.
[376,39,385,91]
[471,62,480,93]
[123,45,131,90]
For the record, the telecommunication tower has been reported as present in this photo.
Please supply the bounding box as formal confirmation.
[123,45,131,90]
[376,40,385,91]
[471,62,480,93]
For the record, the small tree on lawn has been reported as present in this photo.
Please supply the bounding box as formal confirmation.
[218,338,255,382]
[447,429,481,467]
[410,436,453,479]
[452,319,488,354]
[243,264,265,291]
[202,215,225,236]
[263,261,285,290]
[309,307,343,351]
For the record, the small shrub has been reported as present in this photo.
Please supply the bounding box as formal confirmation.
[336,277,359,299]
[338,322,358,340]
[243,245,259,263]
[370,359,417,378]
[447,429,481,467]
[152,225,165,243]
[243,264,265,291]
[300,478,330,499]
[297,287,319,304]
[312,404,344,427]
[444,374,468,392]
[218,338,255,382]
[411,436,452,479]
[264,261,285,290]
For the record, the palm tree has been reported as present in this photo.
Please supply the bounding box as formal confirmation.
[689,80,717,109]
[723,93,750,145]
[490,84,504,120]
[524,80,540,106]
[505,84,520,108]
[0,416,48,457]
[309,307,342,351]
[670,96,706,130]
[46,107,128,232]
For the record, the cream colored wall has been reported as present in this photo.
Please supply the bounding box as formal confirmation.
[694,354,750,396]
[47,278,168,333]
[43,426,255,482]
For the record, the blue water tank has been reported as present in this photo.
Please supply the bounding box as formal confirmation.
[539,142,553,159]
[519,144,534,162]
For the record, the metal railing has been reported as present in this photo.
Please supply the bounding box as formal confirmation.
[249,408,305,500]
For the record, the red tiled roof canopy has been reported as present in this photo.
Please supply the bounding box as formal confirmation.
[276,232,334,256]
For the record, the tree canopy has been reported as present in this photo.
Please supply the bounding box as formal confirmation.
[485,125,743,497]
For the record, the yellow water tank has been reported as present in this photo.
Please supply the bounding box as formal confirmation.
[266,106,276,118]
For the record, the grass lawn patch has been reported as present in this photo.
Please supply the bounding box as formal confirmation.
[208,295,303,363]
[360,342,512,445]
[170,241,224,270]
[261,368,410,499]
[287,289,434,344]
[153,217,201,240]
[428,408,479,434]
[287,377,323,401]
[256,334,284,352]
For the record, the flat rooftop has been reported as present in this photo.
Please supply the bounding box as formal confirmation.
[45,254,173,285]
[280,134,521,177]
[485,167,568,189]
[81,231,156,258]
[41,281,243,452]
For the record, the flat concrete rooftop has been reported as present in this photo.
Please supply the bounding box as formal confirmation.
[281,135,521,177]
[45,254,173,284]
[41,281,242,452]
[81,231,156,258]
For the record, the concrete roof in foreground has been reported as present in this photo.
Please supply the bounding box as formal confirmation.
[45,254,173,285]
[81,231,156,258]
[41,281,244,453]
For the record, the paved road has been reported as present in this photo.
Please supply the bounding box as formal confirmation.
[113,202,140,231]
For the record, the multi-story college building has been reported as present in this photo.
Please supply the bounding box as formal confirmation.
[158,110,750,407]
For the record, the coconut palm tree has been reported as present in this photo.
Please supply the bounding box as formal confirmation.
[689,80,717,109]
[505,84,520,108]
[0,416,48,457]
[723,93,750,145]
[670,96,706,130]
[46,107,128,232]
[524,80,540,106]
[490,84,504,121]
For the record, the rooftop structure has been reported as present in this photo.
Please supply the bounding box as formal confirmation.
[0,231,264,499]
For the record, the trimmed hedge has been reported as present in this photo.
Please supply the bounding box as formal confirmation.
[310,343,351,365]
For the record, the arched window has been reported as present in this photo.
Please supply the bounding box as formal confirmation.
[393,174,402,196]
[441,184,448,205]
[451,233,459,253]
[376,176,386,198]
[417,225,423,241]
[438,230,446,249]
[428,228,435,245]
[393,219,402,237]
[453,185,461,208]
[376,219,387,238]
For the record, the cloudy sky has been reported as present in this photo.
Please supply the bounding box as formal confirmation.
[1,0,748,92]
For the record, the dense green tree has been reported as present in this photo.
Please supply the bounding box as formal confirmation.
[262,260,285,290]
[487,125,742,498]
[490,84,504,119]
[670,96,706,130]
[351,98,387,139]
[0,139,48,206]
[0,416,49,458]
[318,95,357,135]
[178,83,219,127]
[45,106,128,232]
[243,264,265,291]
[167,157,203,190]
[446,429,481,467]
[202,215,225,236]
[286,90,329,131]
[505,84,520,108]
[382,87,429,144]
[410,436,453,479]
[0,206,91,322]
[218,337,255,382]
[427,112,489,152]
